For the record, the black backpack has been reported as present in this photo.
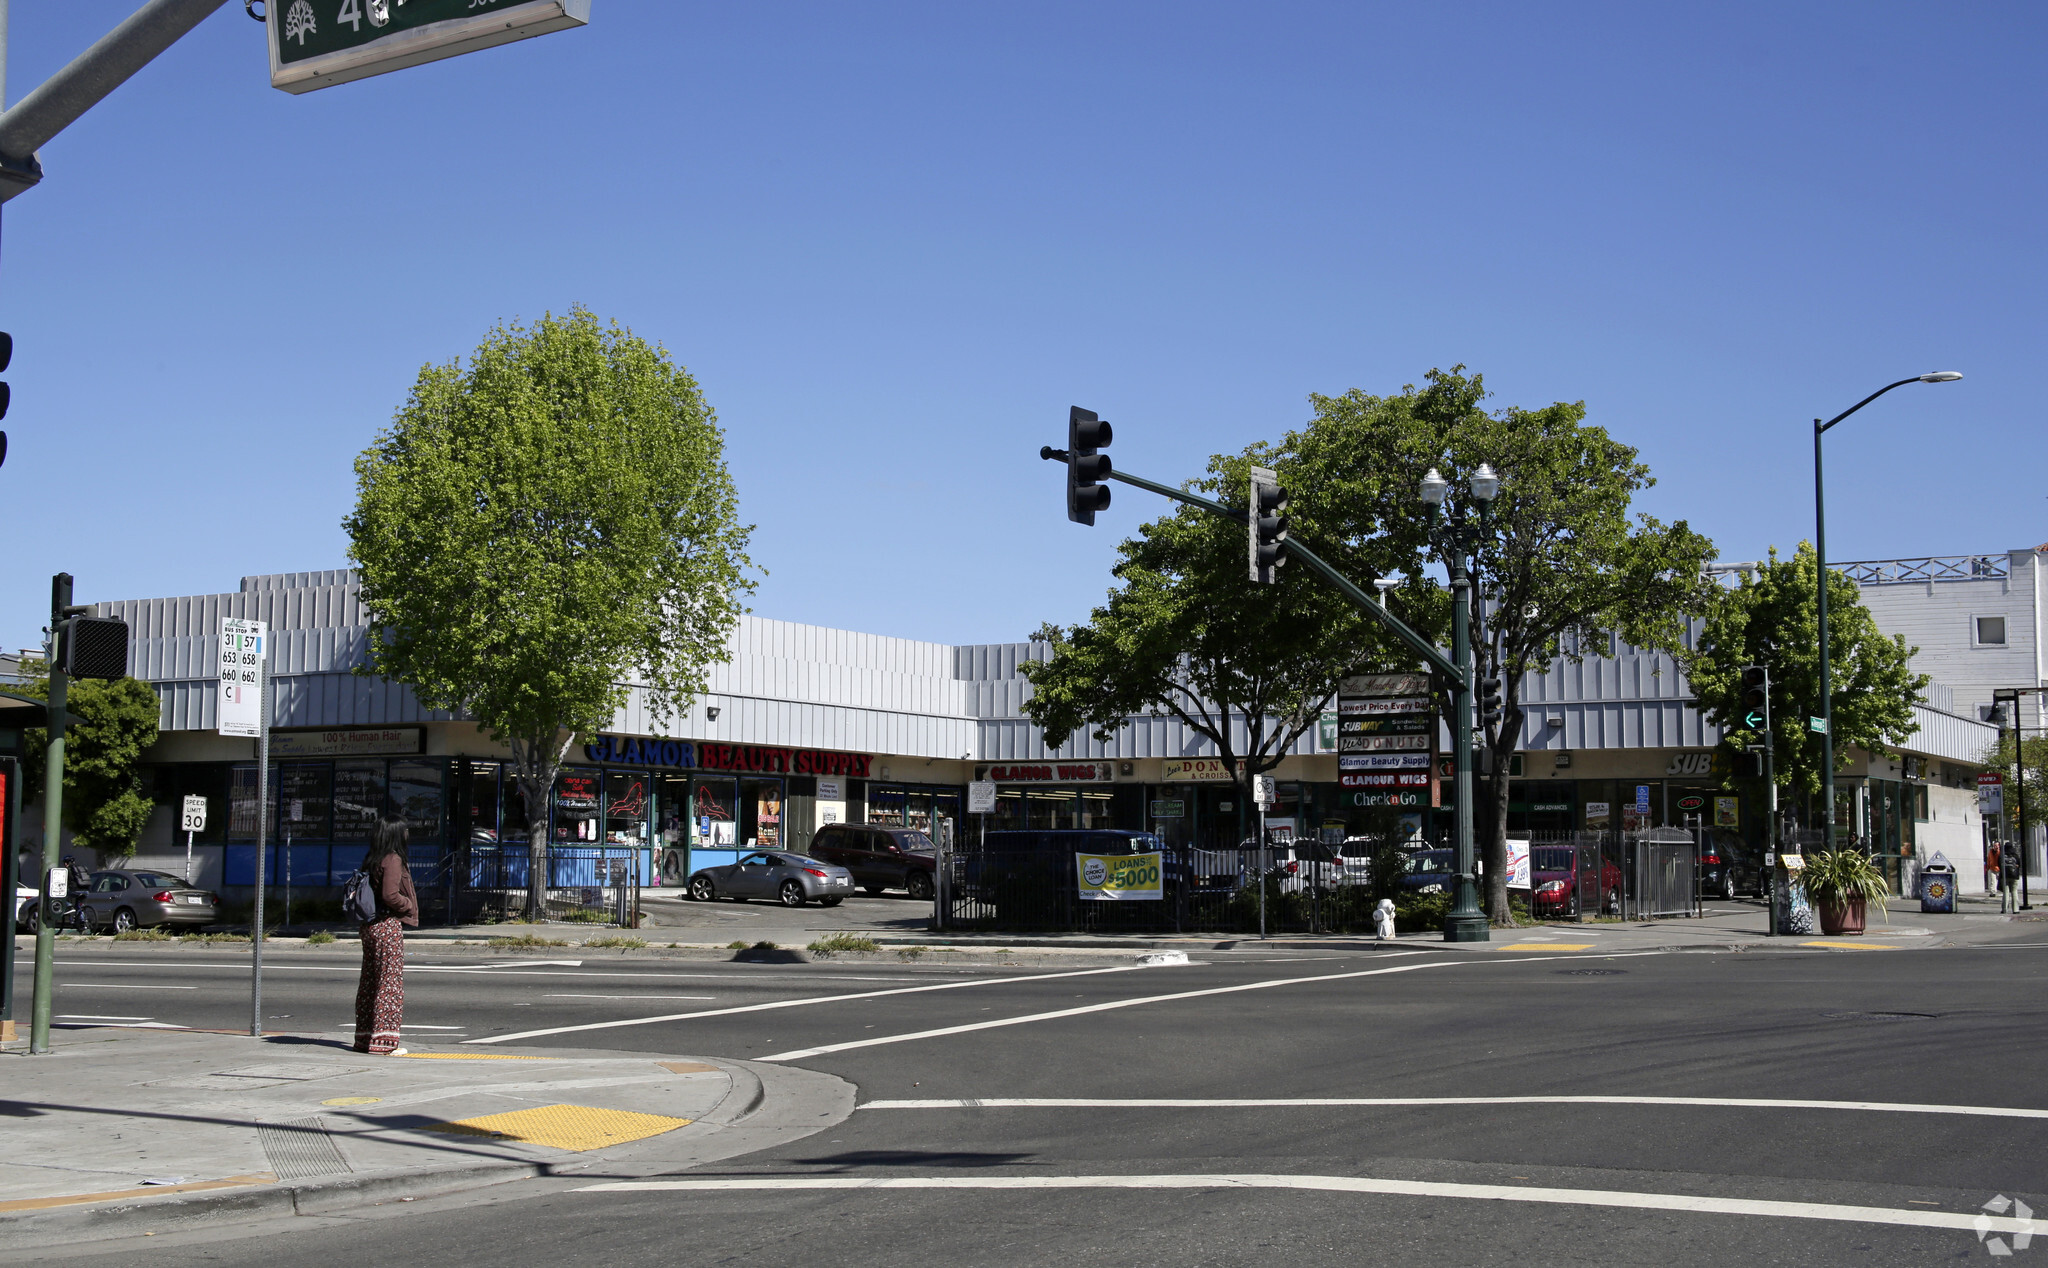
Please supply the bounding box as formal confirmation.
[340,865,378,923]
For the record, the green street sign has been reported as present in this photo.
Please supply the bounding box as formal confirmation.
[1808,716,1828,734]
[268,0,591,95]
[1743,710,1765,730]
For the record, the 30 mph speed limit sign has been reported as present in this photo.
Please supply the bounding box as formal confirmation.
[181,795,207,833]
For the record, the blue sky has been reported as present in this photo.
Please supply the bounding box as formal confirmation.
[0,2,2038,652]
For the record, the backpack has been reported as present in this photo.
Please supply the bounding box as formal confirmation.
[341,865,379,923]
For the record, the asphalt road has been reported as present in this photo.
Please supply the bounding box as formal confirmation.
[16,937,2048,1266]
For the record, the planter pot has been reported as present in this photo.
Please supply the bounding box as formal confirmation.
[1817,896,1867,935]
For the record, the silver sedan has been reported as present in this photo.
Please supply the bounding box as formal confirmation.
[687,850,854,907]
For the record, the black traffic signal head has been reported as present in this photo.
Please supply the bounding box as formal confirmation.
[60,616,129,680]
[1249,466,1290,584]
[1740,664,1769,729]
[1066,406,1112,525]
[0,330,12,470]
[1478,674,1505,725]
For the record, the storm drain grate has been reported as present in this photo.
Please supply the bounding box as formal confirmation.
[258,1117,352,1180]
[1557,969,1627,976]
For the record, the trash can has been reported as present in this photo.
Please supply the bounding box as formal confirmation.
[1919,852,1957,914]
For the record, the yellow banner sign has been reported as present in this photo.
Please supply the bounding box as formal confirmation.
[1077,852,1164,901]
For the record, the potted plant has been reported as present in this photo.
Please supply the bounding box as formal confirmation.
[1800,849,1890,935]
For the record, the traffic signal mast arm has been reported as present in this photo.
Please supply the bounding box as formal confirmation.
[1037,448,1463,685]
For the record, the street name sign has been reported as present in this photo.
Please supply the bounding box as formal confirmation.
[218,618,267,738]
[1808,716,1829,734]
[268,0,592,95]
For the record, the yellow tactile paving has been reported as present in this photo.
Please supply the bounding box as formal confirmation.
[423,1103,692,1152]
[1498,943,1594,952]
[399,1053,555,1060]
[1800,941,1898,951]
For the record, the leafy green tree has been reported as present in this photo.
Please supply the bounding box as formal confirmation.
[1023,449,1424,820]
[1683,542,1927,820]
[345,308,756,915]
[1278,368,1718,925]
[17,669,162,858]
[1982,729,2048,826]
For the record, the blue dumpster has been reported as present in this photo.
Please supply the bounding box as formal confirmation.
[1919,852,1957,914]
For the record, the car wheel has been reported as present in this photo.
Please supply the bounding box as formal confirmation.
[779,880,806,908]
[819,896,843,907]
[1604,888,1620,916]
[906,873,934,902]
[112,908,137,935]
[1721,874,1735,902]
[20,904,38,935]
[687,876,716,902]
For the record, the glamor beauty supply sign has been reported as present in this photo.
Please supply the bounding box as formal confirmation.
[1076,853,1164,901]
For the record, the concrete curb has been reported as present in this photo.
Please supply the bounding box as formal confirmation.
[0,1052,799,1247]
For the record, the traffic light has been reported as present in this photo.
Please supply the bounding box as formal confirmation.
[0,330,12,469]
[60,616,130,680]
[1478,674,1504,725]
[1740,665,1769,730]
[1065,406,1112,525]
[1249,465,1289,584]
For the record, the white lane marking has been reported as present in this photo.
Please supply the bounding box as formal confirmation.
[56,1014,152,1021]
[468,964,1158,1045]
[544,994,716,1001]
[64,984,197,989]
[52,961,949,985]
[54,1021,186,1029]
[567,1172,2033,1235]
[859,1095,2048,1122]
[758,953,1626,1062]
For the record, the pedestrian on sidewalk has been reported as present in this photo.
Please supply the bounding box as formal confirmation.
[354,815,418,1056]
[2001,840,2021,914]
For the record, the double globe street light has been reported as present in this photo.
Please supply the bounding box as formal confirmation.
[1420,461,1500,942]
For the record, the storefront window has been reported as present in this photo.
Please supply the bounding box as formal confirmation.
[606,771,651,846]
[460,762,502,844]
[332,759,386,843]
[553,769,602,843]
[277,764,333,841]
[391,760,443,846]
[1078,785,1115,829]
[691,776,738,848]
[228,763,260,842]
[742,778,783,848]
[868,785,907,827]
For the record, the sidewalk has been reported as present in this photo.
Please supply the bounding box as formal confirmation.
[0,1026,852,1245]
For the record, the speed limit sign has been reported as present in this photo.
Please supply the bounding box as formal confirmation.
[181,794,207,833]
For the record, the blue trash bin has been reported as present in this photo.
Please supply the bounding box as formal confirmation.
[1919,853,1957,914]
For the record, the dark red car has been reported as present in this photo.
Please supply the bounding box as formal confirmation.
[1528,845,1621,918]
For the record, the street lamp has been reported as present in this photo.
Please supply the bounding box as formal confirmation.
[1813,372,1961,852]
[1420,464,1500,942]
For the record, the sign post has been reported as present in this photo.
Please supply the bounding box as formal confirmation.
[220,617,269,1037]
[266,0,593,94]
[180,794,207,887]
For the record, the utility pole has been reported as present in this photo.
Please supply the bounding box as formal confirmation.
[30,574,74,1053]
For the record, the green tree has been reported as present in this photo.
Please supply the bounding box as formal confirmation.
[1683,542,1927,820]
[344,308,756,916]
[1023,448,1424,819]
[1279,369,1719,925]
[17,669,162,858]
[1983,729,2048,827]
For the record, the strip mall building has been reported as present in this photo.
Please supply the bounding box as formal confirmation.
[54,566,2001,894]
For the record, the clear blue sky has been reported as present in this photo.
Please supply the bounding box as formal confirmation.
[1,2,2038,653]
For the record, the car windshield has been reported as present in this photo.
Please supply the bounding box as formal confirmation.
[893,832,936,853]
[1405,852,1452,875]
[1532,849,1574,872]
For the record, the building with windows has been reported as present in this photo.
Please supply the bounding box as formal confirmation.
[25,566,2001,897]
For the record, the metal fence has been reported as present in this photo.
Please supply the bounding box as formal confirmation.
[421,845,645,927]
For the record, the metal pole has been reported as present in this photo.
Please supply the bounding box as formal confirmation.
[1257,800,1266,940]
[184,828,193,885]
[2016,714,2032,911]
[30,574,71,1054]
[1444,551,1487,941]
[249,640,268,1037]
[1814,419,1835,852]
[0,756,18,1041]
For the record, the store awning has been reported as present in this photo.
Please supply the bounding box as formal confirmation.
[0,690,83,729]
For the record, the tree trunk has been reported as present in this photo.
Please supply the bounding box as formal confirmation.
[1485,752,1513,925]
[510,732,571,921]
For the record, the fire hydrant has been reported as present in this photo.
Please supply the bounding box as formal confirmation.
[1373,898,1396,940]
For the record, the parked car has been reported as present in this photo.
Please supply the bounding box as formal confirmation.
[76,870,219,934]
[808,824,939,900]
[12,883,36,933]
[968,830,1176,897]
[686,850,854,907]
[1528,846,1622,917]
[1699,833,1766,900]
[1397,849,1458,894]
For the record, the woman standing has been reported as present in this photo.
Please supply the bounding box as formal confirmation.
[354,816,418,1055]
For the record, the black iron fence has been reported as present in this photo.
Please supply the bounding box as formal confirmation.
[417,844,645,927]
